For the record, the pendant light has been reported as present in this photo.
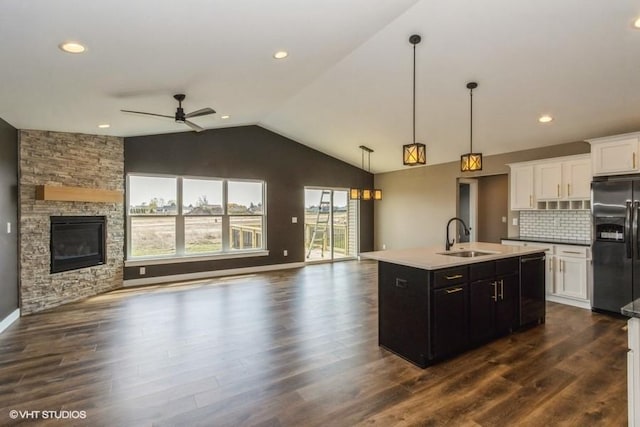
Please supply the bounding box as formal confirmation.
[460,81,483,172]
[349,145,382,201]
[403,34,426,166]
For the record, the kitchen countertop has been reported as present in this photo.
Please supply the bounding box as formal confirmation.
[502,236,591,247]
[622,299,640,318]
[360,241,547,271]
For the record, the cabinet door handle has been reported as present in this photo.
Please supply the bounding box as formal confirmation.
[499,279,504,300]
[559,260,563,273]
[549,258,553,272]
[444,274,463,280]
[395,278,407,288]
[491,282,498,301]
[561,250,582,255]
[446,287,463,294]
[634,152,637,169]
[529,195,533,207]
[567,183,571,196]
[557,184,560,197]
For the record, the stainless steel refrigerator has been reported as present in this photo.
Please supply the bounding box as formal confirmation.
[592,177,640,313]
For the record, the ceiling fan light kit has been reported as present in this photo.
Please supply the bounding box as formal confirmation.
[403,34,427,167]
[121,94,215,133]
[460,81,483,172]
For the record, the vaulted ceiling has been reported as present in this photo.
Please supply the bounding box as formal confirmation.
[1,0,639,172]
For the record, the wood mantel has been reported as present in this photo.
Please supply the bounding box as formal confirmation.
[35,185,123,203]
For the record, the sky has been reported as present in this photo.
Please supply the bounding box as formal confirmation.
[128,176,263,207]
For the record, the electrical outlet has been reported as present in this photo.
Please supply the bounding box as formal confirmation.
[512,218,518,226]
[501,216,507,223]
[6,222,10,234]
[291,217,297,223]
[283,250,288,256]
[139,267,146,275]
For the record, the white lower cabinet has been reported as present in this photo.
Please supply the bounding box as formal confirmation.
[629,317,640,426]
[553,246,589,300]
[501,240,590,308]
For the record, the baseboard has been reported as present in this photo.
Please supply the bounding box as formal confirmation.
[0,309,20,334]
[123,262,306,287]
[546,295,591,310]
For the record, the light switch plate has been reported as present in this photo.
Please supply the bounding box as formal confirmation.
[6,222,10,234]
[291,217,297,223]
[512,218,518,226]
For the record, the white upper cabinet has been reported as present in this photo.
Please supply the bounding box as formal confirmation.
[508,154,591,210]
[562,158,591,199]
[535,162,562,200]
[588,132,640,176]
[509,165,534,210]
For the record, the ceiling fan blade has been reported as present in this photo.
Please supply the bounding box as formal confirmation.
[184,120,204,132]
[120,110,174,119]
[185,107,216,119]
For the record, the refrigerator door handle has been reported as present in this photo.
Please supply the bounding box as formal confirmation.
[626,201,633,259]
[635,201,640,259]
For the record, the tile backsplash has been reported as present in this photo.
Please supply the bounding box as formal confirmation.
[519,210,591,241]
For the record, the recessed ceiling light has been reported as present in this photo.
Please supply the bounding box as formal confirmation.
[538,115,553,123]
[273,51,288,60]
[634,17,640,28]
[59,41,86,54]
[221,115,230,119]
[98,124,110,129]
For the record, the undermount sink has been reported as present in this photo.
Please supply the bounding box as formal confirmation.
[438,250,496,258]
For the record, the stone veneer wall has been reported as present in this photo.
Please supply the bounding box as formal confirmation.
[19,130,124,315]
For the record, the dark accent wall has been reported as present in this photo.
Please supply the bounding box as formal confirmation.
[477,174,508,243]
[124,125,374,280]
[0,118,18,320]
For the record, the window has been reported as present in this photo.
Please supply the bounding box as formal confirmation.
[127,175,266,259]
[183,178,223,254]
[128,176,177,257]
[228,181,263,250]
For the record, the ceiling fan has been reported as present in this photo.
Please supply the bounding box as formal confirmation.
[121,94,215,132]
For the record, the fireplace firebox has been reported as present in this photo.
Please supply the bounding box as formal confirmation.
[50,216,106,273]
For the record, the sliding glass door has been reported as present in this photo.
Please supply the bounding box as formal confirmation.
[304,188,357,262]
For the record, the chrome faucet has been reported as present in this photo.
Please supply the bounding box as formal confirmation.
[446,217,470,251]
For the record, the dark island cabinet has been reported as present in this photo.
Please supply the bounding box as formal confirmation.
[469,258,520,344]
[377,253,544,368]
[432,283,469,359]
[378,262,430,367]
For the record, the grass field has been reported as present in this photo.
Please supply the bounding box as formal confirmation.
[131,216,261,257]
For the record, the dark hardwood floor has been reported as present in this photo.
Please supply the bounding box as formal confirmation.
[0,260,628,426]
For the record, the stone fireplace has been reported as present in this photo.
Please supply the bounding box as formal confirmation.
[19,130,124,315]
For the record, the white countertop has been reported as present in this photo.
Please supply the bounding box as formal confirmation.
[360,242,547,270]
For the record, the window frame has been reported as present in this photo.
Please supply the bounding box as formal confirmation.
[126,173,267,262]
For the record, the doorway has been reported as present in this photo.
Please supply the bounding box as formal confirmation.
[458,175,508,244]
[458,179,478,243]
[304,188,358,262]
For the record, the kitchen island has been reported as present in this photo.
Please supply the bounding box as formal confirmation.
[361,242,547,368]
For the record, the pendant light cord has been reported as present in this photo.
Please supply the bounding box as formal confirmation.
[413,42,416,145]
[469,87,473,152]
